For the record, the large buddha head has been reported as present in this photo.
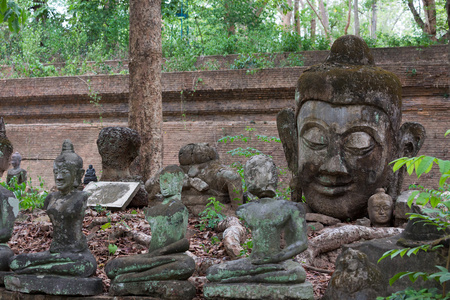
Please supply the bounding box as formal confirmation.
[278,35,425,220]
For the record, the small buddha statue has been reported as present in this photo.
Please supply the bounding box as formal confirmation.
[368,188,393,227]
[5,140,102,296]
[83,164,98,185]
[204,155,313,300]
[105,165,196,299]
[6,152,27,186]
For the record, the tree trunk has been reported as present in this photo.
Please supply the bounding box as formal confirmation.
[407,0,425,31]
[298,225,403,265]
[422,0,437,40]
[216,216,246,259]
[280,0,293,30]
[128,0,163,181]
[371,0,377,39]
[344,0,352,35]
[318,0,329,35]
[294,0,301,34]
[354,0,360,36]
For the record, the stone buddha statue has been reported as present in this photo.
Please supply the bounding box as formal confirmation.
[6,152,27,186]
[5,139,102,296]
[83,164,98,185]
[0,117,13,178]
[0,185,18,285]
[204,155,313,300]
[105,165,196,299]
[277,35,425,220]
[368,188,393,227]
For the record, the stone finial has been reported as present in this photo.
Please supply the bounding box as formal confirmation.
[326,35,375,65]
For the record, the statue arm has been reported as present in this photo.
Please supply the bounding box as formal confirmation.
[0,199,15,242]
[148,238,190,257]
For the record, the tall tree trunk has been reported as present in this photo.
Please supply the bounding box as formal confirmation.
[311,16,316,42]
[344,0,352,35]
[306,0,330,40]
[280,0,293,30]
[354,0,360,36]
[371,0,377,40]
[294,0,301,34]
[422,0,437,40]
[318,0,329,34]
[128,0,163,181]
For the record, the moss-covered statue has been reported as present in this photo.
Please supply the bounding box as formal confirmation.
[7,152,27,186]
[204,155,314,300]
[0,121,19,285]
[277,35,425,220]
[4,139,102,296]
[105,165,196,299]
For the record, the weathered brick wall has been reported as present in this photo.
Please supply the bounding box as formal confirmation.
[0,45,448,192]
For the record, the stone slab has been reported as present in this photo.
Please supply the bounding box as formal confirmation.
[84,181,140,210]
[204,282,314,300]
[110,280,196,300]
[4,274,103,296]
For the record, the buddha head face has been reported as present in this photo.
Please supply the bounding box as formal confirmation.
[368,188,393,227]
[244,155,278,198]
[278,35,425,220]
[11,152,22,169]
[159,165,185,197]
[54,140,84,193]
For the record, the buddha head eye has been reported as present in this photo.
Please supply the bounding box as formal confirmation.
[344,132,375,155]
[302,127,328,150]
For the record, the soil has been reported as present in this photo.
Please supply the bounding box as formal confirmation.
[8,207,334,300]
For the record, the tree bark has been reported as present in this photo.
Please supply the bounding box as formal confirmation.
[128,0,163,181]
[298,225,403,265]
[407,0,426,31]
[294,0,301,34]
[318,0,329,33]
[371,0,377,39]
[216,216,246,260]
[280,0,293,30]
[344,0,352,35]
[422,0,437,40]
[305,0,329,40]
[354,0,360,36]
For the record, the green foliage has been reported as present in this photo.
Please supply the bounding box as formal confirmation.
[239,239,253,257]
[108,243,118,255]
[198,197,225,231]
[0,176,48,210]
[377,287,450,300]
[378,130,450,298]
[0,0,26,32]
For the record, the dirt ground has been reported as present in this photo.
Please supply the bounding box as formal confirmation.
[8,207,333,299]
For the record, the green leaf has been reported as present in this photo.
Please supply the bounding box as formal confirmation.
[378,249,396,263]
[416,156,435,177]
[445,129,450,136]
[390,271,409,285]
[0,0,7,13]
[437,159,450,174]
[439,173,450,187]
[415,192,430,206]
[407,190,420,207]
[392,157,409,172]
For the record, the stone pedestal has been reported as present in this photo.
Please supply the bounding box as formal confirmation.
[4,274,103,296]
[109,280,196,300]
[204,282,314,300]
[0,271,13,286]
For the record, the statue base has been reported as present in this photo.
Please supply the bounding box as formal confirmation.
[4,274,103,296]
[204,282,314,300]
[0,271,13,286]
[110,280,196,299]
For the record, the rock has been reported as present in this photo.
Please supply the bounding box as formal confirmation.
[307,222,324,234]
[4,274,103,296]
[128,185,149,207]
[355,217,371,227]
[109,280,196,300]
[204,282,314,300]
[97,127,141,181]
[306,213,340,226]
[189,177,209,192]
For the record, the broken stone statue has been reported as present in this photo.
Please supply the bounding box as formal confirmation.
[368,188,393,227]
[105,165,196,299]
[97,126,148,207]
[0,117,13,177]
[277,34,425,220]
[146,143,243,216]
[4,139,102,296]
[204,155,314,300]
[0,185,19,285]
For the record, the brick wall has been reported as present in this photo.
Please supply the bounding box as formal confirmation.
[0,45,448,191]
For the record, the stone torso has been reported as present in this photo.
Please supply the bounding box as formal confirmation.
[45,191,89,253]
[237,198,294,261]
[6,168,27,185]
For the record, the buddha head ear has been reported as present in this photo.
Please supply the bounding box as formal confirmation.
[277,108,298,176]
[398,122,426,158]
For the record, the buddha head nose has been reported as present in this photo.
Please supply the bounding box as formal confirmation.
[319,154,348,175]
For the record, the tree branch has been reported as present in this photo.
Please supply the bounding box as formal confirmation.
[407,0,425,30]
[305,0,330,39]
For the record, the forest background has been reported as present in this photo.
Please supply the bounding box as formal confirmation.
[0,0,449,78]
